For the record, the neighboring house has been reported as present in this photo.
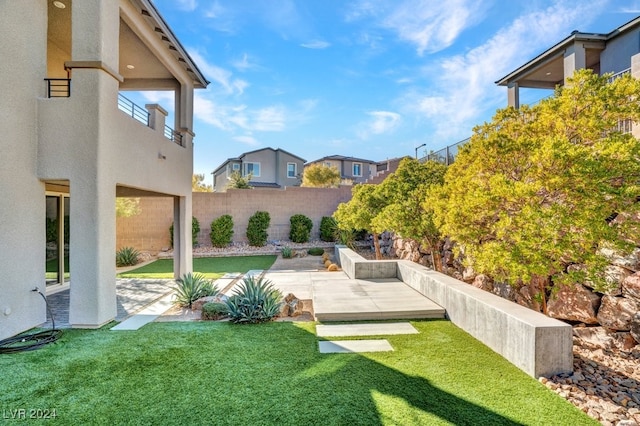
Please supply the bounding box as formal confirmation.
[367,156,411,184]
[212,147,306,192]
[305,155,378,185]
[496,16,640,139]
[0,0,208,340]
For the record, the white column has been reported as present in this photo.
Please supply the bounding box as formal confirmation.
[173,195,193,279]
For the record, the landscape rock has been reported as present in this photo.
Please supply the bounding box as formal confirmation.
[192,295,224,311]
[281,293,304,317]
[547,284,601,324]
[515,283,542,312]
[623,273,640,302]
[630,313,640,344]
[597,295,640,331]
[491,282,515,300]
[471,274,493,292]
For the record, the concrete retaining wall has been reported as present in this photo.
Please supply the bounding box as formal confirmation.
[335,246,573,378]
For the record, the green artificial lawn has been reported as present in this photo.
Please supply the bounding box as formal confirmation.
[45,257,69,280]
[117,255,277,279]
[0,320,596,425]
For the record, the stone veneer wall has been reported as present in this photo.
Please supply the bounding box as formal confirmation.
[116,186,352,252]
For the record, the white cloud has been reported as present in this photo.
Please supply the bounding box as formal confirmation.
[232,53,259,72]
[399,0,609,140]
[357,110,401,139]
[233,135,259,146]
[301,40,331,49]
[347,0,484,55]
[252,106,286,132]
[175,0,197,12]
[188,50,248,95]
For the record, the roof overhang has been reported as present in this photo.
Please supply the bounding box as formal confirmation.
[495,33,605,88]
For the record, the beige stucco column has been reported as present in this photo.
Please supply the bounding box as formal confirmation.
[66,0,120,328]
[173,195,193,279]
[507,82,520,108]
[563,42,586,84]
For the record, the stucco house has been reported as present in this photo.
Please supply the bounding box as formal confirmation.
[496,16,640,140]
[212,147,306,192]
[0,0,208,340]
[305,155,378,185]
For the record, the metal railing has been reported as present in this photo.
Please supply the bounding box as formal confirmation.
[164,125,183,146]
[607,68,631,83]
[44,78,71,97]
[420,137,470,166]
[117,93,149,126]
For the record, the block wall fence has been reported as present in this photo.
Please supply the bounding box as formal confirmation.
[116,186,353,252]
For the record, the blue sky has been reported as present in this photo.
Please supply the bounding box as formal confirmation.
[142,0,640,180]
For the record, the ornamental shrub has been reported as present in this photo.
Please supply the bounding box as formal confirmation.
[319,216,337,242]
[307,247,324,256]
[281,247,293,259]
[289,214,313,243]
[210,214,234,247]
[246,211,270,247]
[169,216,200,248]
[201,302,228,320]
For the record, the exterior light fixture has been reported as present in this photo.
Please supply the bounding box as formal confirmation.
[126,64,135,70]
[53,1,66,9]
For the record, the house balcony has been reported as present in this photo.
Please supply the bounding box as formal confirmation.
[37,73,193,197]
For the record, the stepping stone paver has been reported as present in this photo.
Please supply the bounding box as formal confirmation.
[316,322,418,337]
[319,340,394,353]
[111,293,174,331]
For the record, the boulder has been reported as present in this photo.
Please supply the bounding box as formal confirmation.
[192,295,224,311]
[280,293,305,317]
[491,282,515,301]
[547,284,601,324]
[462,266,476,283]
[514,284,542,312]
[630,312,640,343]
[599,247,640,272]
[596,295,640,330]
[623,273,640,302]
[471,274,493,292]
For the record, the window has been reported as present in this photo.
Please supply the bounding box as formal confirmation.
[287,163,297,178]
[243,162,260,177]
[352,162,362,177]
[232,163,240,171]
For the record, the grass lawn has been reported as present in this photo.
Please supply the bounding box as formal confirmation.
[45,257,69,280]
[117,255,277,279]
[0,320,595,425]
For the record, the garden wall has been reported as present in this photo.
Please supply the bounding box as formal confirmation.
[116,186,352,252]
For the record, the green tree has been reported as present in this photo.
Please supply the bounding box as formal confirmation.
[430,69,640,312]
[227,171,253,190]
[334,184,387,259]
[301,163,341,188]
[192,174,212,192]
[116,198,141,217]
[373,158,447,270]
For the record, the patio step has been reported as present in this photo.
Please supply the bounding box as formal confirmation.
[316,322,419,337]
[318,340,393,353]
[312,278,445,322]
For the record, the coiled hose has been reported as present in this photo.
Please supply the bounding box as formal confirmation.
[0,289,62,354]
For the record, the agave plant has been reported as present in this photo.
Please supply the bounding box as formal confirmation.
[281,246,293,259]
[225,276,283,324]
[172,273,219,309]
[115,246,140,267]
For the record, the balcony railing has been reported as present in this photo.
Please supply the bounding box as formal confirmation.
[117,93,150,126]
[164,125,184,147]
[420,137,469,165]
[44,78,71,98]
[608,68,631,83]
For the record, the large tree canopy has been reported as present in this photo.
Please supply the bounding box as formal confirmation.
[430,69,640,299]
[192,174,212,192]
[373,158,447,270]
[302,163,341,188]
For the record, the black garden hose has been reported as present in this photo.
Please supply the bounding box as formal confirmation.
[0,289,62,354]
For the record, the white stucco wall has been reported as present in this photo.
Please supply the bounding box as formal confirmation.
[0,1,49,340]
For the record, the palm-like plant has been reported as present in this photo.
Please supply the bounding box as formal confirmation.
[225,276,283,324]
[172,273,219,309]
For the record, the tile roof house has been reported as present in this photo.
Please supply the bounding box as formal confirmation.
[212,147,306,192]
[305,155,378,185]
[0,0,208,339]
